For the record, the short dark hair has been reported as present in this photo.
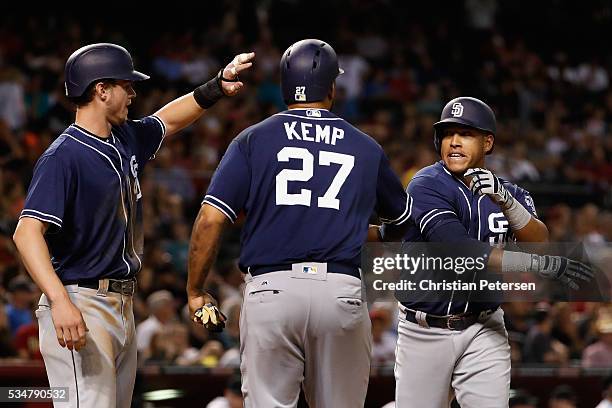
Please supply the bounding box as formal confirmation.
[67,79,117,107]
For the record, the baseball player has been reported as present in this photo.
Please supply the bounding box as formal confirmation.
[393,97,593,407]
[12,43,254,408]
[187,39,412,408]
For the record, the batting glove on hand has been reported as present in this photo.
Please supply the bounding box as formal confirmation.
[465,168,513,208]
[532,255,595,290]
[193,303,227,333]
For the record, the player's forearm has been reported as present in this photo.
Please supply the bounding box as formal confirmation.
[367,225,382,242]
[154,93,206,137]
[12,219,69,304]
[186,208,226,296]
[511,217,549,242]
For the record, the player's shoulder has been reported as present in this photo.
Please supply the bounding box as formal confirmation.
[409,161,457,190]
[499,177,532,198]
[41,129,80,159]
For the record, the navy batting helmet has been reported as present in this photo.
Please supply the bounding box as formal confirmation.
[280,39,343,105]
[64,43,149,98]
[433,97,496,155]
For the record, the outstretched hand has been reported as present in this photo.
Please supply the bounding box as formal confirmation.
[220,52,255,96]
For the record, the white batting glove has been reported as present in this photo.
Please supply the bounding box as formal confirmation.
[465,168,513,208]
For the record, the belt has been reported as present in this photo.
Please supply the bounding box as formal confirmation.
[65,278,137,296]
[403,307,498,331]
[249,262,360,279]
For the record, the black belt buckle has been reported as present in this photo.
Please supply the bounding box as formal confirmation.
[446,315,466,331]
[109,279,135,295]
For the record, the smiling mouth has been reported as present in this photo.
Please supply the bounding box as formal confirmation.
[447,153,466,159]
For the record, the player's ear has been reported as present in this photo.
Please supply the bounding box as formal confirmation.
[484,133,494,155]
[95,81,112,102]
[328,82,335,102]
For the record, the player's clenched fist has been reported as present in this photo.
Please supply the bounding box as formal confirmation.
[465,167,512,208]
[220,52,256,96]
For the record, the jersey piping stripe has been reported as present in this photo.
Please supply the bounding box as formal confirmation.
[71,127,143,274]
[457,187,472,227]
[418,209,439,231]
[65,134,132,276]
[442,165,471,189]
[71,350,80,408]
[395,197,414,226]
[20,209,63,224]
[202,199,235,223]
[380,195,412,225]
[477,195,485,241]
[19,213,62,228]
[204,195,237,220]
[149,115,167,159]
[274,113,344,121]
[420,210,456,233]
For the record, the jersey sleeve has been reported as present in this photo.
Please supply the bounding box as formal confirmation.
[404,176,494,258]
[202,132,251,223]
[512,185,538,218]
[407,176,462,240]
[128,115,166,162]
[20,154,72,231]
[376,153,412,225]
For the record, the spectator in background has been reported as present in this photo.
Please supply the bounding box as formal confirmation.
[547,385,577,408]
[0,303,16,357]
[206,373,243,408]
[4,276,36,335]
[136,290,176,356]
[596,374,612,408]
[370,308,397,369]
[13,316,41,360]
[509,390,538,408]
[0,66,26,131]
[151,148,196,203]
[582,307,612,368]
[145,323,198,366]
[523,303,569,365]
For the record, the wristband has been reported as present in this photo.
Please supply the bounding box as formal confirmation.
[502,197,532,231]
[501,251,540,273]
[193,70,234,109]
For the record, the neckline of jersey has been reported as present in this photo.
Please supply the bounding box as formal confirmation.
[71,124,114,144]
[439,161,471,190]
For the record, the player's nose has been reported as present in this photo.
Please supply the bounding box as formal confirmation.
[449,133,462,146]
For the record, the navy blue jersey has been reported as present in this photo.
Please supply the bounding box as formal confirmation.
[204,108,411,270]
[402,161,538,315]
[20,116,166,282]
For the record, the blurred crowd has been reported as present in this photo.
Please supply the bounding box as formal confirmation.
[0,1,610,374]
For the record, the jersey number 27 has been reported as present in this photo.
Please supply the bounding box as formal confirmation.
[276,147,354,210]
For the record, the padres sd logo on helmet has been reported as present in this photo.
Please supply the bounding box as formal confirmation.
[433,97,497,155]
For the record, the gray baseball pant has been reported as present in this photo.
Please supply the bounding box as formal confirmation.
[36,284,137,408]
[394,307,510,408]
[240,264,372,408]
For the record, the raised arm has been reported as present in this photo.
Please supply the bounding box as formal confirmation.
[155,52,255,137]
